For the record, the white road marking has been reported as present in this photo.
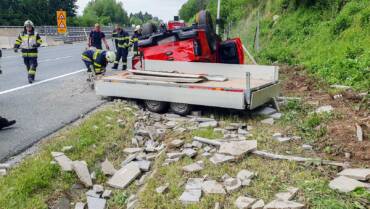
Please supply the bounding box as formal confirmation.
[0,68,86,95]
[39,56,73,63]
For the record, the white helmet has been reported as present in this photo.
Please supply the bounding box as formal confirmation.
[24,20,34,27]
[135,25,141,32]
[106,51,116,63]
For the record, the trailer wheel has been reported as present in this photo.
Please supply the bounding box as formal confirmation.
[170,103,192,116]
[144,100,168,113]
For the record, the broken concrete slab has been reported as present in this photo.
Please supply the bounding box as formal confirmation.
[72,161,93,187]
[156,183,170,194]
[273,135,292,143]
[275,187,299,201]
[235,196,257,209]
[183,148,197,158]
[224,177,242,193]
[93,185,104,193]
[219,140,257,156]
[202,180,226,194]
[256,107,277,116]
[237,170,255,186]
[329,176,366,193]
[260,118,274,125]
[86,189,101,198]
[238,128,249,135]
[167,152,184,159]
[183,161,204,173]
[169,139,184,148]
[338,168,370,181]
[192,141,203,148]
[121,153,138,166]
[302,144,313,150]
[107,162,141,189]
[199,120,218,128]
[74,202,85,209]
[193,136,222,146]
[123,147,143,154]
[102,190,112,199]
[251,199,265,209]
[356,124,363,142]
[264,200,304,209]
[179,189,202,204]
[87,196,106,209]
[135,160,151,172]
[126,195,138,209]
[315,105,333,114]
[101,159,117,176]
[185,178,204,190]
[270,113,283,120]
[210,153,235,165]
[51,152,73,171]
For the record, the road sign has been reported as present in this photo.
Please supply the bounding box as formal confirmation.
[57,10,67,34]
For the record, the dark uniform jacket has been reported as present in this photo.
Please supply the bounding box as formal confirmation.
[116,30,130,49]
[82,49,107,74]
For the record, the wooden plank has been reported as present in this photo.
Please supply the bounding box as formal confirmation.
[126,75,204,83]
[129,70,228,82]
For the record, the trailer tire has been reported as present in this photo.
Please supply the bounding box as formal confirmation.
[170,103,192,116]
[144,100,168,113]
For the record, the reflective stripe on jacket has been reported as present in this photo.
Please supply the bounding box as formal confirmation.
[14,30,42,57]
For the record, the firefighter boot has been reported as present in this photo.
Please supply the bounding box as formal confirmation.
[112,61,119,70]
[28,68,36,83]
[122,64,127,71]
[0,117,16,130]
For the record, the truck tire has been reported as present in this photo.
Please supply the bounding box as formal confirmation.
[170,103,192,116]
[142,23,158,37]
[195,10,217,52]
[144,100,168,113]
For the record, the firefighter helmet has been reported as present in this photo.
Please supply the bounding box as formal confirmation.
[106,51,116,63]
[134,25,141,32]
[24,20,34,28]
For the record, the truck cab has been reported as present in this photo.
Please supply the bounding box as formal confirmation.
[132,11,244,69]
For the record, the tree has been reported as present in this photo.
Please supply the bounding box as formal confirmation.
[80,0,129,26]
[179,0,209,22]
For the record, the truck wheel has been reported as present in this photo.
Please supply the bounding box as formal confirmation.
[170,103,192,116]
[144,100,168,113]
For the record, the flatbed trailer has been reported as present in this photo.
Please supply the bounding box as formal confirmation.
[95,60,280,114]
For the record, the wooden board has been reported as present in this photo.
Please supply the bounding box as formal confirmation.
[126,75,204,83]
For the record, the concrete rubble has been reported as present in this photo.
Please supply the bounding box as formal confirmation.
[275,187,299,201]
[72,161,93,187]
[329,176,367,192]
[224,177,242,193]
[193,136,222,147]
[102,190,112,199]
[52,152,73,171]
[251,199,265,209]
[183,148,197,158]
[169,139,184,148]
[235,196,257,209]
[209,153,235,165]
[179,178,203,204]
[355,124,363,142]
[107,162,141,189]
[74,202,85,209]
[183,161,204,172]
[93,184,104,193]
[237,169,255,186]
[315,105,333,114]
[219,140,257,156]
[101,159,117,176]
[261,118,274,125]
[201,180,226,194]
[126,195,138,209]
[87,196,106,209]
[156,183,169,194]
[337,168,370,181]
[264,200,304,209]
[256,107,277,116]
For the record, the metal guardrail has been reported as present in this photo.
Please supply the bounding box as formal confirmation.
[0,26,133,43]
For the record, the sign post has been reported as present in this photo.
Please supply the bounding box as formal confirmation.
[57,10,67,34]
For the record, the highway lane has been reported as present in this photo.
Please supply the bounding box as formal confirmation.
[0,43,111,161]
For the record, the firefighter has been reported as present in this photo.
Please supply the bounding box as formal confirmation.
[130,25,142,56]
[112,24,119,50]
[0,49,16,130]
[14,20,43,83]
[112,25,130,70]
[81,48,116,77]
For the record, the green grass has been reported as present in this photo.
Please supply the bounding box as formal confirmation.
[0,102,138,209]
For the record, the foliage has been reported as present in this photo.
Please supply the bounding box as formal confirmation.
[79,0,129,26]
[179,0,209,22]
[0,0,77,26]
[129,12,161,26]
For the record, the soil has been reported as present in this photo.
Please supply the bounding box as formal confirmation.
[280,65,369,163]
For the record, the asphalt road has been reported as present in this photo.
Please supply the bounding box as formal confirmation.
[0,43,111,162]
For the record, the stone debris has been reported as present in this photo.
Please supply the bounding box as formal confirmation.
[251,199,265,209]
[270,113,282,120]
[192,141,203,148]
[121,153,138,166]
[87,196,106,209]
[167,152,184,159]
[156,183,170,194]
[338,168,370,181]
[224,177,242,193]
[61,146,73,152]
[219,140,257,156]
[72,161,93,187]
[169,139,184,148]
[315,105,333,114]
[272,133,292,143]
[102,190,112,199]
[185,178,204,190]
[101,159,117,176]
[355,124,363,142]
[183,161,204,172]
[301,144,313,150]
[214,202,221,209]
[93,185,104,193]
[329,176,366,193]
[179,189,202,204]
[237,169,255,186]
[107,162,141,189]
[202,180,226,194]
[86,190,101,198]
[0,163,10,169]
[51,152,73,171]
[275,187,299,201]
[74,202,85,209]
[264,200,304,209]
[209,153,235,165]
[260,118,274,125]
[330,84,351,90]
[0,169,6,176]
[135,160,151,172]
[136,173,149,186]
[256,107,277,116]
[193,136,222,147]
[126,195,138,209]
[123,147,143,154]
[199,120,218,128]
[235,196,257,209]
[183,148,197,158]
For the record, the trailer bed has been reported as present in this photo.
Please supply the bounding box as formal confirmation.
[96,61,280,110]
